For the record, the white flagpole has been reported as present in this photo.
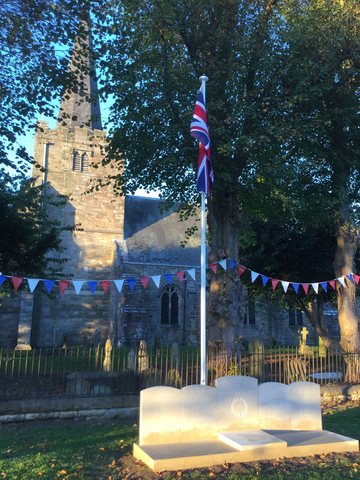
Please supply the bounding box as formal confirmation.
[199,75,208,386]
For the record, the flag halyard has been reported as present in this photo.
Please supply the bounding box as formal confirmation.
[190,88,214,195]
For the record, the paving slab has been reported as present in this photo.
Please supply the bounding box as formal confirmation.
[218,430,287,451]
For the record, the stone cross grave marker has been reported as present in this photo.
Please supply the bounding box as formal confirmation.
[138,340,149,372]
[171,342,180,372]
[128,348,136,371]
[299,327,309,354]
[103,338,112,372]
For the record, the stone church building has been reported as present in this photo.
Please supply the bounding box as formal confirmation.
[0,27,339,350]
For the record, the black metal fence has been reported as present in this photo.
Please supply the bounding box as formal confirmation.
[0,346,358,401]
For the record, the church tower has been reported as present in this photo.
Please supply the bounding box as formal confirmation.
[31,22,124,346]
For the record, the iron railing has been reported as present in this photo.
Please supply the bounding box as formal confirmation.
[0,346,358,400]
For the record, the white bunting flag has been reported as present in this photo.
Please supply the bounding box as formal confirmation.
[73,281,84,295]
[28,279,39,293]
[311,283,319,294]
[338,277,346,287]
[251,271,259,283]
[151,275,161,288]
[282,281,289,292]
[114,279,124,292]
[187,268,196,280]
[219,260,227,270]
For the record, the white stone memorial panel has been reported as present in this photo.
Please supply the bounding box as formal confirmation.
[180,385,218,442]
[215,376,259,432]
[259,382,291,430]
[140,386,181,445]
[290,381,322,430]
[218,430,287,451]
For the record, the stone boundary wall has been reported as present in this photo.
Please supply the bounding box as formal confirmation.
[0,385,359,424]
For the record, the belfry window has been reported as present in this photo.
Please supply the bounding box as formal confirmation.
[72,151,90,173]
[73,151,80,171]
[161,286,179,325]
[81,152,89,172]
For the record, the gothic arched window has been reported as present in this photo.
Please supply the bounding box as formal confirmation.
[161,286,179,325]
[73,151,80,171]
[81,152,89,172]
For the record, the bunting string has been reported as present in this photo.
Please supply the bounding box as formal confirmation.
[0,259,356,295]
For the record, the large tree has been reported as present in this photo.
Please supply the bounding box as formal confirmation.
[99,0,360,349]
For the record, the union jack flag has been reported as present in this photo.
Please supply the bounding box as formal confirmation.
[190,88,214,195]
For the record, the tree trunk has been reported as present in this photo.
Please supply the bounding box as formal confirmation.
[207,190,245,351]
[333,220,360,352]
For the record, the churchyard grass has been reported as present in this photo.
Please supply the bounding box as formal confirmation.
[0,402,359,479]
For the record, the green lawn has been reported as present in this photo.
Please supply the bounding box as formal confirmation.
[0,403,359,479]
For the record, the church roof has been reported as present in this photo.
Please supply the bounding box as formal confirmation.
[57,21,102,131]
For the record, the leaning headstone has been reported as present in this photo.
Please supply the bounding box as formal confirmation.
[170,342,180,372]
[94,329,101,369]
[180,385,218,442]
[62,333,68,349]
[139,386,181,445]
[249,336,265,383]
[319,336,327,357]
[103,339,112,372]
[259,382,291,430]
[215,375,259,432]
[94,329,100,349]
[138,340,149,373]
[289,381,322,430]
[128,348,136,371]
[154,334,160,357]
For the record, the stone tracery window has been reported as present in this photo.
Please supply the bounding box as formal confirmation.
[72,150,90,173]
[161,285,179,325]
[73,151,80,171]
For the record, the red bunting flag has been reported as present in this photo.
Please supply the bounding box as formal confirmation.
[12,277,23,291]
[238,265,246,276]
[209,263,217,274]
[176,271,185,283]
[329,280,336,290]
[140,277,149,289]
[100,281,111,294]
[271,279,279,291]
[354,275,360,285]
[59,281,70,294]
[302,283,310,294]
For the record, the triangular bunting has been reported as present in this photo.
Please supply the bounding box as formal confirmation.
[302,283,310,294]
[59,281,70,294]
[329,280,336,290]
[292,283,300,294]
[198,266,201,271]
[43,280,55,293]
[229,259,236,270]
[187,269,196,280]
[251,271,259,283]
[140,277,149,289]
[320,282,328,292]
[219,259,227,270]
[209,263,217,274]
[354,275,360,285]
[28,279,39,293]
[238,265,247,276]
[0,275,6,287]
[164,273,172,285]
[127,278,136,291]
[176,272,184,283]
[73,281,84,295]
[151,275,161,288]
[87,281,97,294]
[12,277,23,291]
[311,283,319,294]
[100,281,111,294]
[282,281,289,293]
[261,275,269,287]
[338,277,346,287]
[346,274,354,284]
[271,279,279,291]
[114,279,124,292]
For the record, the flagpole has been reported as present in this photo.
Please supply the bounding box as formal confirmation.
[199,75,208,386]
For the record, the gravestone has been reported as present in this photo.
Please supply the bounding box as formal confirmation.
[259,382,291,429]
[289,381,322,430]
[139,386,181,445]
[294,325,301,348]
[94,329,101,369]
[170,342,180,372]
[249,336,265,383]
[62,333,68,349]
[318,336,327,357]
[166,369,183,388]
[215,375,259,432]
[299,327,311,354]
[154,334,160,357]
[128,348,136,371]
[180,385,218,442]
[103,339,112,372]
[138,340,149,373]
